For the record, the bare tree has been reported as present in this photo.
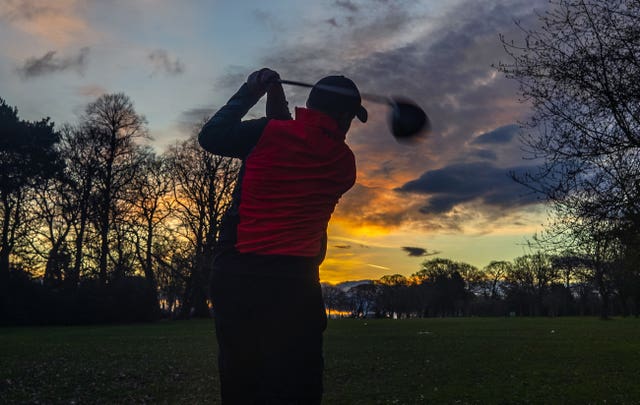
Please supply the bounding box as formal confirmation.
[127,150,172,294]
[347,283,378,318]
[498,0,640,317]
[483,261,513,300]
[81,93,148,284]
[29,173,75,286]
[165,134,240,317]
[506,253,558,316]
[321,283,346,317]
[376,274,410,318]
[53,124,103,287]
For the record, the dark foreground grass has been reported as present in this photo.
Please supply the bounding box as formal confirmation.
[2,318,640,404]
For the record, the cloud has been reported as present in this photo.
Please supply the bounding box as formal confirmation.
[335,183,424,229]
[214,66,251,91]
[326,17,339,27]
[367,263,391,270]
[402,246,441,257]
[470,149,497,160]
[252,9,285,33]
[148,49,185,76]
[472,124,520,145]
[397,161,542,214]
[17,47,89,78]
[214,0,548,233]
[334,244,352,249]
[75,84,107,98]
[334,0,359,13]
[0,0,58,21]
[178,107,217,132]
[0,0,92,47]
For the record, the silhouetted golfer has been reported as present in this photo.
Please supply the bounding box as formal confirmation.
[199,67,366,404]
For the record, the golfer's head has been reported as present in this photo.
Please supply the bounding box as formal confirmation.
[306,76,368,131]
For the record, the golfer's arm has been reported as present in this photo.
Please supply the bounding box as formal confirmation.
[198,83,269,159]
[266,84,292,120]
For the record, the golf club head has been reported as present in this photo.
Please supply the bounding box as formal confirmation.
[388,98,431,143]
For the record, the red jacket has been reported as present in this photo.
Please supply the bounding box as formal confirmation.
[199,84,356,260]
[236,107,355,256]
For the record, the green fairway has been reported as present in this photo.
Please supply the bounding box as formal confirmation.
[2,318,639,404]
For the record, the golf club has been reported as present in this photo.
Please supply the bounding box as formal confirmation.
[278,79,431,142]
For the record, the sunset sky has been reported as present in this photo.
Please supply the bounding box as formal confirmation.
[0,0,552,283]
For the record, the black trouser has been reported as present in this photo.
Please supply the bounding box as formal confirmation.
[210,250,327,404]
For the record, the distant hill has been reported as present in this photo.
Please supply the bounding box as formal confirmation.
[335,280,373,292]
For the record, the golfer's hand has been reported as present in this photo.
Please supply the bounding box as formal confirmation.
[247,68,281,97]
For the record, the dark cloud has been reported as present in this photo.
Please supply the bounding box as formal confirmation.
[470,149,497,160]
[253,9,285,33]
[334,0,359,13]
[334,244,352,249]
[0,0,56,21]
[402,246,441,257]
[179,107,217,131]
[17,47,89,79]
[326,17,339,27]
[214,67,251,91]
[397,161,541,214]
[472,124,519,145]
[149,49,185,76]
[215,0,548,230]
[369,160,396,179]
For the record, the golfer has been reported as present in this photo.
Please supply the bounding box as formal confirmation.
[199,68,366,404]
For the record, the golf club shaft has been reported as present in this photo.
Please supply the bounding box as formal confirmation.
[278,79,391,105]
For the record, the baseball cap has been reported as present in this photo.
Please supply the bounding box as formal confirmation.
[307,76,368,123]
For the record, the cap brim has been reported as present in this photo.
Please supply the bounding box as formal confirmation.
[356,105,368,123]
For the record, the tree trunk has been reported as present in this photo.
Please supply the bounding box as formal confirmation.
[596,268,610,320]
[0,195,14,298]
[98,132,116,285]
[44,239,63,286]
[69,177,91,288]
[144,219,157,290]
[98,206,110,284]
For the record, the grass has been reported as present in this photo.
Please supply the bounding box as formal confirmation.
[1,317,639,404]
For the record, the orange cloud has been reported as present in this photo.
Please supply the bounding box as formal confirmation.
[0,0,93,47]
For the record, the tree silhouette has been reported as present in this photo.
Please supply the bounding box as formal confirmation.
[483,261,512,300]
[81,93,148,284]
[165,134,240,318]
[0,98,61,298]
[127,150,172,298]
[498,0,640,316]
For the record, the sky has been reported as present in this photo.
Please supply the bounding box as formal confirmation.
[0,0,553,283]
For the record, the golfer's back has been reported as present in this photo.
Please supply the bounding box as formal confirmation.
[236,107,356,257]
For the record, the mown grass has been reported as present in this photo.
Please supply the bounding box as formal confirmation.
[2,317,639,404]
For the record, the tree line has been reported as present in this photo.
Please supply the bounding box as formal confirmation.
[1,94,238,324]
[323,254,640,320]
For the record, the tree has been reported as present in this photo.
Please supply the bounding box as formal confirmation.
[321,283,347,317]
[0,98,61,296]
[412,258,480,316]
[376,274,410,318]
[29,173,75,287]
[498,0,640,316]
[127,150,172,296]
[56,124,101,287]
[81,93,148,284]
[505,253,559,316]
[347,283,378,317]
[483,260,512,300]
[166,134,240,317]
